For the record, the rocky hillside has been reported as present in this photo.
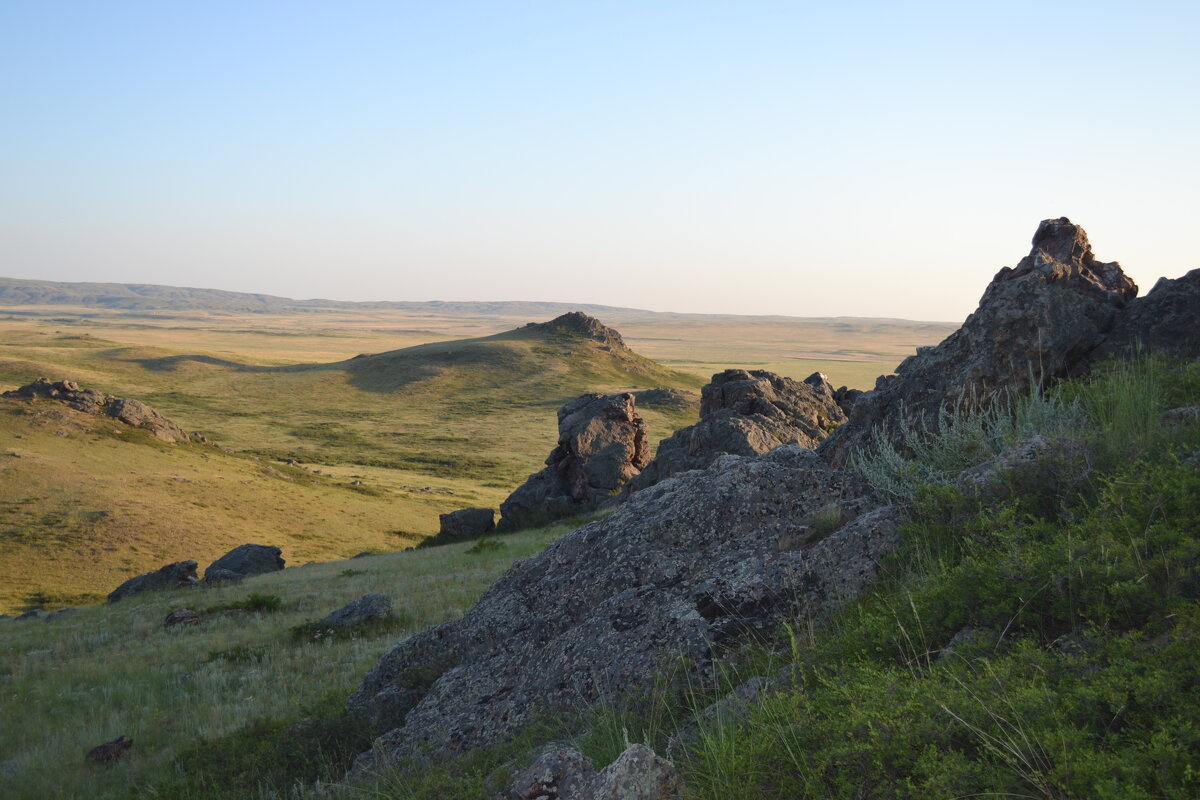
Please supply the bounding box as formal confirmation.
[344,218,1200,788]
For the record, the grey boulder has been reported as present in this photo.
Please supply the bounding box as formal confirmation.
[348,446,898,772]
[205,544,284,581]
[321,594,392,628]
[107,560,199,602]
[438,507,495,539]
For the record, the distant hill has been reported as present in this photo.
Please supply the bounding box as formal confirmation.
[0,276,639,317]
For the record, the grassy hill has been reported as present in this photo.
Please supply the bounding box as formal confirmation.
[0,313,700,613]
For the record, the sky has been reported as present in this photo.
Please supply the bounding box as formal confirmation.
[1,1,1197,322]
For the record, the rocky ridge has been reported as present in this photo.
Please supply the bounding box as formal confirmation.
[344,218,1198,785]
[3,378,190,442]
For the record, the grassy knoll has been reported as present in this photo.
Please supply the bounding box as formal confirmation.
[0,518,582,800]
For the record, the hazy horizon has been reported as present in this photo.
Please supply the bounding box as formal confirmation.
[3,2,1197,321]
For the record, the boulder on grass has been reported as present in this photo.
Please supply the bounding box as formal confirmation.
[438,508,495,539]
[502,748,597,800]
[107,560,199,602]
[205,544,284,581]
[321,594,392,629]
[577,744,683,800]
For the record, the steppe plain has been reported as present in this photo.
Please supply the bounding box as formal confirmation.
[0,294,954,614]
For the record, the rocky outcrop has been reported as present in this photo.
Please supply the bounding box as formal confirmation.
[498,393,650,530]
[3,378,189,442]
[1088,268,1200,363]
[204,544,284,581]
[820,218,1139,466]
[437,508,495,539]
[348,446,898,773]
[522,311,627,349]
[107,560,199,602]
[321,594,392,628]
[627,369,846,493]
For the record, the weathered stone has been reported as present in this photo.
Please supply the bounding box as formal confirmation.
[205,544,284,581]
[108,560,199,602]
[2,378,189,442]
[86,735,132,763]
[1089,269,1200,363]
[499,393,649,530]
[164,608,201,630]
[576,744,683,800]
[522,312,626,349]
[628,369,846,493]
[322,594,392,629]
[438,507,495,539]
[501,747,597,800]
[203,568,244,585]
[348,447,898,773]
[820,218,1138,466]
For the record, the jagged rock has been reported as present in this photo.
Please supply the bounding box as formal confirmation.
[628,369,846,493]
[576,744,683,800]
[2,378,189,442]
[438,508,495,539]
[43,608,75,622]
[523,312,627,349]
[164,608,201,630]
[15,609,41,620]
[501,748,597,800]
[85,735,132,763]
[322,594,392,628]
[820,218,1138,466]
[1089,268,1200,363]
[205,544,284,581]
[498,393,649,530]
[347,446,898,773]
[833,386,864,415]
[107,560,199,602]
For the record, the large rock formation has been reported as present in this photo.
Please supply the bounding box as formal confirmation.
[437,507,495,539]
[820,217,1139,465]
[3,378,189,442]
[498,393,650,530]
[348,446,899,774]
[627,369,846,492]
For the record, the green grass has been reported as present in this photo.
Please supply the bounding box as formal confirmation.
[0,517,583,800]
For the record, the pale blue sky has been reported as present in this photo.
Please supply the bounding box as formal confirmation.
[2,1,1197,320]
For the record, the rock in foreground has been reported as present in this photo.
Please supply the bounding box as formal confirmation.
[348,447,897,773]
[499,393,650,530]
